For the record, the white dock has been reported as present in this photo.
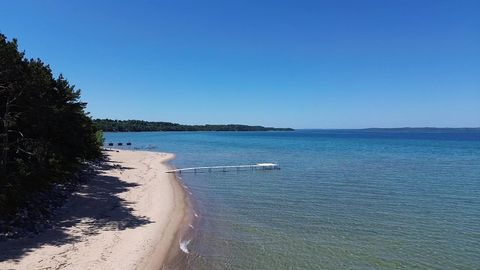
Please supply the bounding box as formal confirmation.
[165,163,280,173]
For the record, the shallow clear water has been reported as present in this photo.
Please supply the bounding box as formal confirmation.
[105,130,480,269]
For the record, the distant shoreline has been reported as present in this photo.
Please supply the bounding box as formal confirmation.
[93,119,294,132]
[297,127,480,132]
[104,130,296,133]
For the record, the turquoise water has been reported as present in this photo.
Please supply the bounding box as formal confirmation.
[105,130,480,269]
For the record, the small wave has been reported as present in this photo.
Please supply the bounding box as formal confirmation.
[180,239,191,254]
[188,224,194,229]
[193,212,199,218]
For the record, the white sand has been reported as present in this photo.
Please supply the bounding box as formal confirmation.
[0,150,189,270]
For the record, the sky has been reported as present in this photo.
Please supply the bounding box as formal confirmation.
[1,0,479,129]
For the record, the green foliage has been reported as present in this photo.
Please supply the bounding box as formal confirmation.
[0,33,102,217]
[94,119,294,132]
[95,130,105,146]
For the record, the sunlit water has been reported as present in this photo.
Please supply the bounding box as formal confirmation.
[105,130,480,269]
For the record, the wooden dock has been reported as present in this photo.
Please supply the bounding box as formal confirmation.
[165,163,280,173]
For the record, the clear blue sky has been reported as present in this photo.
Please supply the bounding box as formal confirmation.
[1,0,479,128]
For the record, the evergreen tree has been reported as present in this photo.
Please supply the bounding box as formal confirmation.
[0,33,102,218]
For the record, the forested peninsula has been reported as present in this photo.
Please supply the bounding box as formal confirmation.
[94,119,294,132]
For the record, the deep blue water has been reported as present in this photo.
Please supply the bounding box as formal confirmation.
[105,130,480,269]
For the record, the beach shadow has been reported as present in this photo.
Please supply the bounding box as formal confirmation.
[95,160,135,171]
[0,159,152,262]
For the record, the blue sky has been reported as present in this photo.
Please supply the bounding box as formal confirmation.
[1,0,479,128]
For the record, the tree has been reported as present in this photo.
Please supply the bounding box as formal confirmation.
[0,33,102,218]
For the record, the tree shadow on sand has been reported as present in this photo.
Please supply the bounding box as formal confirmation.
[0,160,152,262]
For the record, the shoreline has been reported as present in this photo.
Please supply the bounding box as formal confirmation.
[149,154,196,270]
[0,149,193,270]
[137,150,195,270]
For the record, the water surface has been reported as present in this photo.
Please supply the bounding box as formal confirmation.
[105,130,480,269]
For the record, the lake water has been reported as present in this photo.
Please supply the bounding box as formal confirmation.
[104,130,480,269]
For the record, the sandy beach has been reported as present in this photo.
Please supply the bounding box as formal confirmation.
[0,150,190,270]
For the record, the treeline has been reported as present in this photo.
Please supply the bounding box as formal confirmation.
[0,34,103,219]
[94,119,294,132]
